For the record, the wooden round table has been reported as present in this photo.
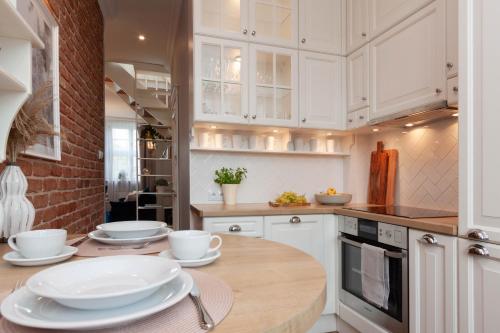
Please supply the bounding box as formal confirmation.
[0,234,326,333]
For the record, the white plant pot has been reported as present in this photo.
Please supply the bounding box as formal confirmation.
[221,184,238,205]
[0,165,35,238]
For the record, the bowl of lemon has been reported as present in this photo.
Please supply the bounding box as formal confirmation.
[315,187,352,205]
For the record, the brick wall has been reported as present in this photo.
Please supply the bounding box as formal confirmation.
[1,0,105,233]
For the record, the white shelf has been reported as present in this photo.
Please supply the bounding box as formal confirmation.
[190,147,350,157]
[0,0,45,48]
[0,66,26,91]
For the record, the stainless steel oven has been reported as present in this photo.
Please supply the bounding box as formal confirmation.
[339,216,408,333]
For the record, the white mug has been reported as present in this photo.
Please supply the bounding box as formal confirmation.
[8,229,67,259]
[326,139,335,152]
[222,134,233,148]
[232,134,242,149]
[310,138,319,152]
[168,230,222,260]
[265,136,275,151]
[214,134,224,148]
[293,137,304,151]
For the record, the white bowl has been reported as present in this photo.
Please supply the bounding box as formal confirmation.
[96,221,167,239]
[26,255,181,310]
[315,193,352,205]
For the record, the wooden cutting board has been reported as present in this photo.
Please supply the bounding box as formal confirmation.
[368,141,398,206]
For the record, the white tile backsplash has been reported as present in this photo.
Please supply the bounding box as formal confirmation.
[345,118,458,211]
[190,152,344,204]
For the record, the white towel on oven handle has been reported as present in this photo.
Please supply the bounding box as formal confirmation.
[361,243,390,309]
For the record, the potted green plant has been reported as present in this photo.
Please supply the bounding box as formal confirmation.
[155,178,169,193]
[214,167,247,205]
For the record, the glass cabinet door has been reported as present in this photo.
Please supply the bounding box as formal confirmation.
[194,0,249,41]
[249,0,298,48]
[195,36,248,124]
[249,44,298,126]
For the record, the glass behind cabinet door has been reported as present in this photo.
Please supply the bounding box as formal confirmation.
[250,0,297,47]
[195,0,248,40]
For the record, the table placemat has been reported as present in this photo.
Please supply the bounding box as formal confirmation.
[0,269,233,333]
[68,237,170,257]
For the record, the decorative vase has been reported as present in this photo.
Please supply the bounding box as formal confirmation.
[221,184,238,205]
[0,164,35,238]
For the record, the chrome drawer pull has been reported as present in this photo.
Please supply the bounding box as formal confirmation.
[228,225,242,232]
[467,229,489,241]
[289,216,301,224]
[467,244,500,262]
[422,234,438,245]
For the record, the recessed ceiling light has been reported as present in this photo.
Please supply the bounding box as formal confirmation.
[372,128,380,132]
[402,131,407,134]
[138,34,146,41]
[272,129,279,133]
[405,123,414,127]
[452,112,459,117]
[326,132,332,136]
[210,125,217,129]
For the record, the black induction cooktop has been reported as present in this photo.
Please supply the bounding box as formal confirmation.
[345,205,458,219]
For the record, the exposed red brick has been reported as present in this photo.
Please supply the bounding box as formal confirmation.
[1,0,104,234]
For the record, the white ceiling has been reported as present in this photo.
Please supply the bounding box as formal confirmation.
[98,0,182,72]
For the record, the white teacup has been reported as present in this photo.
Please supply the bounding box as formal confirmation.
[168,230,222,260]
[8,229,67,259]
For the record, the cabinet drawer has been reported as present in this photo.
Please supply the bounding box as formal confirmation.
[203,216,264,238]
[447,76,458,107]
[355,108,369,128]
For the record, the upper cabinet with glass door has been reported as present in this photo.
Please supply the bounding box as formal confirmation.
[194,0,250,41]
[249,44,298,126]
[248,0,298,48]
[194,36,249,124]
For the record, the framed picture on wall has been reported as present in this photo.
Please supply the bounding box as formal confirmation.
[16,0,61,161]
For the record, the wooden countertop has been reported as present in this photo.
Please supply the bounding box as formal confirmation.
[191,203,458,236]
[0,234,326,333]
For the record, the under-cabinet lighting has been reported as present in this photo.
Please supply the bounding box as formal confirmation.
[138,35,146,41]
[272,129,279,133]
[210,125,217,129]
[326,132,332,136]
[405,123,414,127]
[452,112,459,117]
[372,128,380,132]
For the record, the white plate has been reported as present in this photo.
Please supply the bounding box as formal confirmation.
[159,249,221,268]
[1,271,193,330]
[96,221,167,239]
[2,246,77,267]
[88,227,171,245]
[26,255,181,310]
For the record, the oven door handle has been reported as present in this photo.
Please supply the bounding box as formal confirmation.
[338,235,406,259]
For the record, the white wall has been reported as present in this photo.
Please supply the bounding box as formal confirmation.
[345,118,459,211]
[190,152,344,204]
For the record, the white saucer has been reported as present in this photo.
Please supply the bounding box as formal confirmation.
[0,271,193,330]
[2,246,78,267]
[88,227,172,245]
[159,249,221,267]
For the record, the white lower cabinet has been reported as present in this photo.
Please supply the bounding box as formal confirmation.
[409,229,457,333]
[458,239,500,333]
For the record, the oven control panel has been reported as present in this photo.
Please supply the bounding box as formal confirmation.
[378,222,408,249]
[339,216,358,236]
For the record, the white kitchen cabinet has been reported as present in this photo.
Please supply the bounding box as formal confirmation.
[458,239,500,333]
[299,51,344,130]
[346,0,369,54]
[249,44,298,127]
[194,36,249,124]
[298,0,343,55]
[203,216,264,237]
[369,1,446,122]
[459,0,500,243]
[369,0,434,38]
[264,214,335,315]
[446,0,458,78]
[193,0,249,41]
[447,76,458,107]
[347,45,369,112]
[409,230,457,333]
[248,0,298,48]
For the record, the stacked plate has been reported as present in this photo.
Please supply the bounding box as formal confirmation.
[0,255,193,330]
[89,221,172,245]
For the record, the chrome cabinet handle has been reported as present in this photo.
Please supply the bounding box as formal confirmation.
[228,225,242,232]
[251,30,256,36]
[361,97,367,101]
[302,118,306,123]
[422,234,438,245]
[251,114,257,119]
[467,229,489,241]
[467,244,500,262]
[243,114,249,119]
[359,115,365,120]
[348,119,353,123]
[453,86,458,93]
[446,62,454,69]
[301,38,306,43]
[361,32,367,37]
[243,28,248,35]
[289,216,301,224]
[435,88,442,94]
